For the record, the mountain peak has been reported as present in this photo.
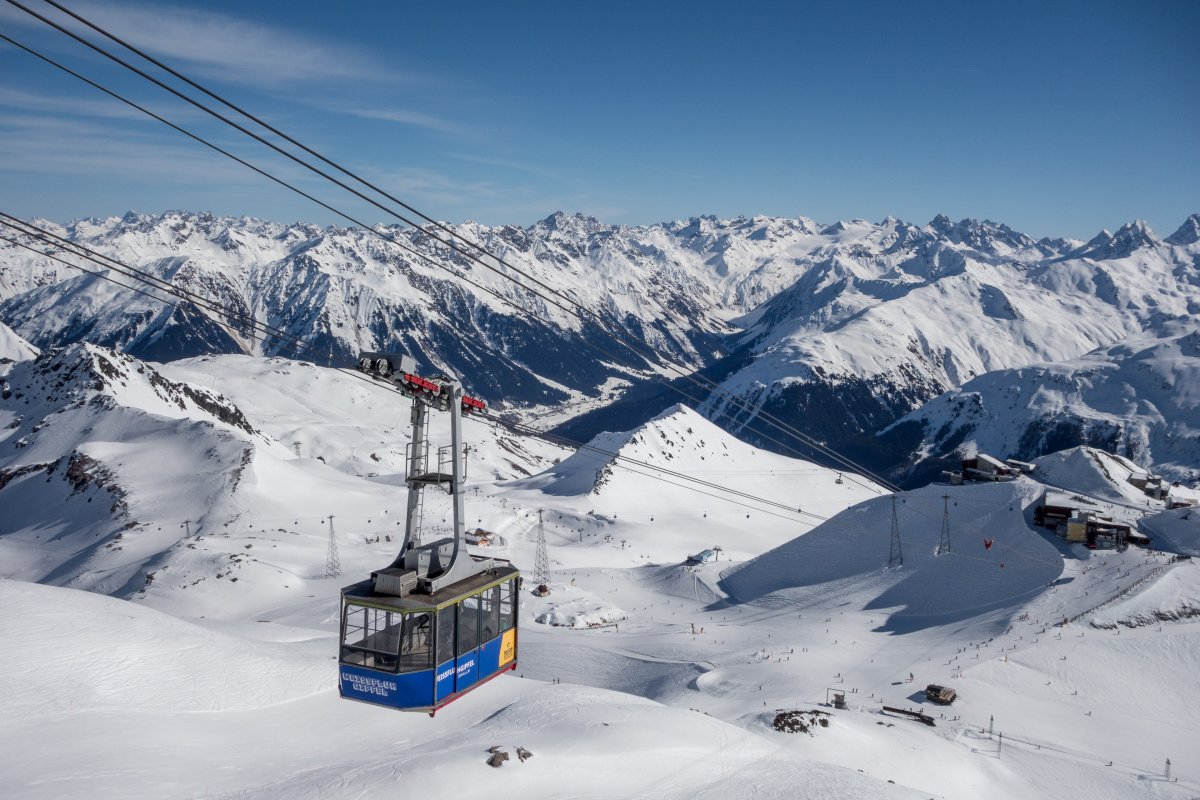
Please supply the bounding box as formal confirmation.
[1115,219,1156,238]
[1166,213,1200,246]
[1086,219,1160,258]
[925,215,1033,252]
[929,213,954,233]
[1084,229,1113,249]
[531,211,606,237]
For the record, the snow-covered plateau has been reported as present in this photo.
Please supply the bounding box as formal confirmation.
[1,335,1199,799]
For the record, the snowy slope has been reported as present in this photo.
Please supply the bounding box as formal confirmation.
[0,577,929,800]
[0,319,38,367]
[3,346,1200,798]
[887,320,1200,484]
[0,344,565,619]
[719,480,1063,630]
[500,403,885,564]
[0,579,330,717]
[160,353,560,482]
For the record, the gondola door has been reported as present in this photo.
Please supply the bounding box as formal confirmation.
[434,604,457,703]
[454,594,482,691]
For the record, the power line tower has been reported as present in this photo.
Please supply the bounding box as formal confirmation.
[325,514,341,578]
[888,494,903,568]
[937,495,952,556]
[534,509,551,590]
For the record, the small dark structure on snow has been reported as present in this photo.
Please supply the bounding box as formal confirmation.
[961,454,1016,482]
[882,705,936,726]
[924,684,957,705]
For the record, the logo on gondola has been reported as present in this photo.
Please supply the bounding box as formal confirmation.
[455,659,475,676]
[343,670,396,697]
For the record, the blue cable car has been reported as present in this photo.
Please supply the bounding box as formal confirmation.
[339,566,519,712]
[339,353,519,714]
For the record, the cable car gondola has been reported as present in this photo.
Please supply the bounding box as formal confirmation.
[338,352,518,714]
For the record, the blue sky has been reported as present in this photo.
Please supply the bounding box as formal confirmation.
[0,0,1197,239]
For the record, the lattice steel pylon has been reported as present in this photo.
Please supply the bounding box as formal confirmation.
[936,495,952,556]
[325,514,341,578]
[888,494,904,568]
[534,509,551,588]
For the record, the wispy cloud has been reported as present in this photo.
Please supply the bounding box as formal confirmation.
[374,166,512,209]
[0,86,152,121]
[448,151,567,180]
[0,112,278,185]
[2,0,419,88]
[342,106,467,136]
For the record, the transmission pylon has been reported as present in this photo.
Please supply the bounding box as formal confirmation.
[325,514,341,578]
[534,509,551,589]
[937,495,952,555]
[888,494,903,568]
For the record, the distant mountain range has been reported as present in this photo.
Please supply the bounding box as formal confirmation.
[2,209,1198,485]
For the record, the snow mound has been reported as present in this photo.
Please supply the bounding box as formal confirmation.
[500,404,883,563]
[721,481,1063,631]
[1141,506,1200,556]
[531,587,626,628]
[1090,559,1200,628]
[1032,446,1159,505]
[514,404,876,500]
[0,579,329,718]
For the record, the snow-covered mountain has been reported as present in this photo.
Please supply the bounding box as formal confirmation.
[3,210,1199,485]
[501,403,884,562]
[0,210,822,407]
[685,216,1200,475]
[0,343,560,616]
[885,319,1200,484]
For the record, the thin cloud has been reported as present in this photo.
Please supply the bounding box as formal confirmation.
[0,86,157,121]
[3,0,419,88]
[448,151,566,181]
[374,166,509,208]
[0,112,312,187]
[344,107,467,136]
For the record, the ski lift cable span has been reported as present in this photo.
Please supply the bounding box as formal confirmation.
[2,2,899,494]
[0,216,829,523]
[1,22,843,490]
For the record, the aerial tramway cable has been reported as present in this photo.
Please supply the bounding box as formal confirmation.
[3,2,899,492]
[0,216,826,524]
[5,0,898,493]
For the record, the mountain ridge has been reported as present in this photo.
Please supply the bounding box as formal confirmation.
[3,208,1198,486]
